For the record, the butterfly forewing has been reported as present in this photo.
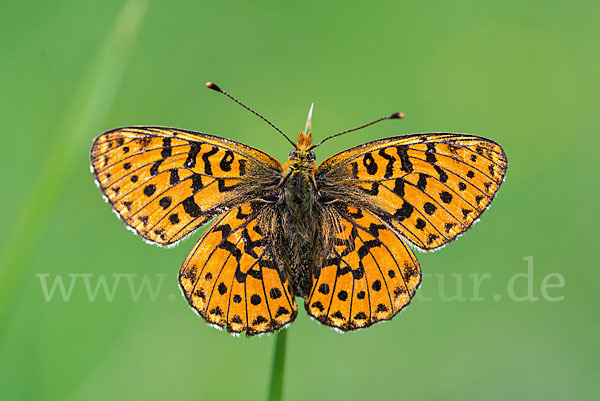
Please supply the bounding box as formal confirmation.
[316,134,507,250]
[90,127,282,246]
[179,201,297,335]
[306,204,421,331]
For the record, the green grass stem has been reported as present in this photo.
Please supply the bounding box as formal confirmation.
[268,329,288,401]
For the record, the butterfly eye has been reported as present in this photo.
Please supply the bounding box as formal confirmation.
[289,149,298,158]
[308,151,316,161]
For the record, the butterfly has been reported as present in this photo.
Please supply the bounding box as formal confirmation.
[90,82,507,336]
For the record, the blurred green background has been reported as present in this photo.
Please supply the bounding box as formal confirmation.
[1,0,598,400]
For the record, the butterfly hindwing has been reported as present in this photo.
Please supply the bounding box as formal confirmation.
[316,134,507,250]
[179,201,297,336]
[305,204,421,331]
[90,127,282,246]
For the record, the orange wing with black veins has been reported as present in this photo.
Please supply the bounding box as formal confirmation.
[179,201,297,336]
[316,134,507,250]
[305,204,421,331]
[90,127,282,246]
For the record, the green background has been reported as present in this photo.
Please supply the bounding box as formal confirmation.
[1,0,598,400]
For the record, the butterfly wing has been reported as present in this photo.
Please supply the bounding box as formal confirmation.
[179,201,297,336]
[90,127,282,246]
[316,134,507,250]
[305,204,421,331]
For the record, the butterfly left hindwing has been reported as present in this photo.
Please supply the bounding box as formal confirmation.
[179,201,297,335]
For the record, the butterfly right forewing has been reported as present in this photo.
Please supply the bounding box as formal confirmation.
[316,134,507,251]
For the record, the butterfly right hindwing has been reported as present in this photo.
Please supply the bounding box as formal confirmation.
[306,204,421,331]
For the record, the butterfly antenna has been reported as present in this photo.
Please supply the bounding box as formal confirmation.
[310,112,404,150]
[206,82,296,147]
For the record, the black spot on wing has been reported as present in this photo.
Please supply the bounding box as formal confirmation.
[150,160,162,176]
[169,213,180,224]
[275,307,290,317]
[392,178,405,197]
[423,202,436,215]
[360,182,379,196]
[252,316,267,325]
[396,145,413,173]
[416,174,427,191]
[161,138,172,158]
[184,142,201,168]
[377,148,395,178]
[318,283,330,295]
[159,196,172,210]
[219,150,234,172]
[250,294,262,305]
[440,191,453,204]
[425,143,437,163]
[202,146,219,175]
[217,178,239,192]
[169,169,180,185]
[393,202,414,221]
[182,196,202,217]
[433,165,448,183]
[270,288,282,299]
[143,184,156,197]
[362,152,378,175]
[190,173,204,192]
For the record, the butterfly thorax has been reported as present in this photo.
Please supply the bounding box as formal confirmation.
[279,132,320,297]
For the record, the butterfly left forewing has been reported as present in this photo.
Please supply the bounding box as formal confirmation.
[316,134,507,250]
[179,201,297,336]
[91,127,282,246]
[306,204,421,331]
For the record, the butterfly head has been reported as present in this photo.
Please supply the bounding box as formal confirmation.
[286,131,316,170]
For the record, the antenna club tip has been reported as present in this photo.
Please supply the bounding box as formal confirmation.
[390,112,405,119]
[206,82,222,92]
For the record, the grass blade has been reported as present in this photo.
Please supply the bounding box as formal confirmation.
[268,329,288,401]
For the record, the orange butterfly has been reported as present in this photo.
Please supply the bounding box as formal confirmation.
[91,83,507,336]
